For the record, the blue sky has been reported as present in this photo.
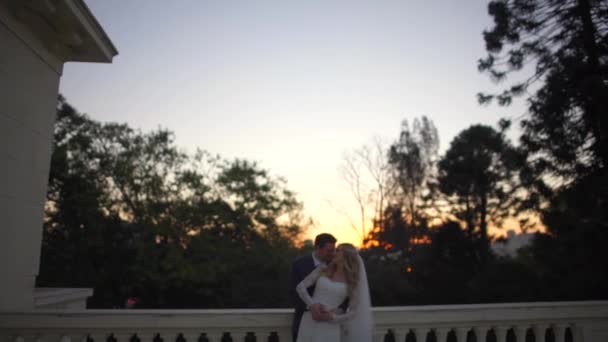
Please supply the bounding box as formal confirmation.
[60,0,526,245]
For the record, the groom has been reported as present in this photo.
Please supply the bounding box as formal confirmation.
[288,233,337,341]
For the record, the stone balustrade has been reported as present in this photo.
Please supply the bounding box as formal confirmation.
[1,301,607,342]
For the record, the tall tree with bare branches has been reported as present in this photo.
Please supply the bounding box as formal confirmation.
[338,137,395,244]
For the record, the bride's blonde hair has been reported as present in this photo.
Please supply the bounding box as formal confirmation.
[325,243,360,298]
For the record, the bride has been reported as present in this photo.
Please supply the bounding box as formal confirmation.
[295,243,373,342]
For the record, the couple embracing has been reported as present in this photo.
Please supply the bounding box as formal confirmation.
[288,233,373,342]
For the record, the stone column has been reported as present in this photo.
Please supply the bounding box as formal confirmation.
[0,0,116,311]
[0,10,61,310]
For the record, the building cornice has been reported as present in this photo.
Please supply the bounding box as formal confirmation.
[0,0,118,67]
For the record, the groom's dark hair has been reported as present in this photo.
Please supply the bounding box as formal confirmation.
[314,233,337,249]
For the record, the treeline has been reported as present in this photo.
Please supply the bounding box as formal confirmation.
[359,0,608,305]
[354,116,607,305]
[346,118,537,305]
[38,96,309,308]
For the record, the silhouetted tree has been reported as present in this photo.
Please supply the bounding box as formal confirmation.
[524,170,608,300]
[38,97,307,308]
[40,96,140,307]
[416,221,476,304]
[388,117,439,226]
[438,124,522,262]
[479,0,608,197]
[369,206,412,253]
[478,0,608,302]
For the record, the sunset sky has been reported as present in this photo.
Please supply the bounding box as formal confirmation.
[59,0,527,245]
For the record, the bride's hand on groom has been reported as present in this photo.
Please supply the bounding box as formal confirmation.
[309,303,324,318]
[310,303,332,321]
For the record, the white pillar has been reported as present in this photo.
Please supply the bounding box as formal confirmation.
[0,9,61,311]
[0,0,116,312]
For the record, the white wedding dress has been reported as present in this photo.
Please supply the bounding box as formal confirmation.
[295,260,373,342]
[296,268,349,341]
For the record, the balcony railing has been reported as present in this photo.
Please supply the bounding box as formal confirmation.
[1,301,607,342]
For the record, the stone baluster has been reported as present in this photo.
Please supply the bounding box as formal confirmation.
[151,333,165,342]
[257,329,275,342]
[392,328,407,342]
[552,324,568,342]
[434,328,450,342]
[261,331,278,342]
[38,334,63,342]
[180,332,200,342]
[571,324,582,342]
[33,334,46,342]
[112,332,133,342]
[274,328,291,342]
[26,334,40,342]
[19,334,39,342]
[474,326,489,342]
[173,333,185,342]
[454,327,468,342]
[62,334,87,342]
[533,324,548,342]
[201,332,222,342]
[88,332,108,342]
[493,326,509,342]
[413,327,429,342]
[135,331,156,342]
[224,331,233,342]
[230,331,243,342]
[513,326,528,342]
[240,331,255,342]
[259,330,271,341]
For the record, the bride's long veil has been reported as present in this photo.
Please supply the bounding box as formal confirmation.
[343,255,373,342]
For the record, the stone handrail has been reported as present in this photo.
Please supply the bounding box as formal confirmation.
[1,301,607,342]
